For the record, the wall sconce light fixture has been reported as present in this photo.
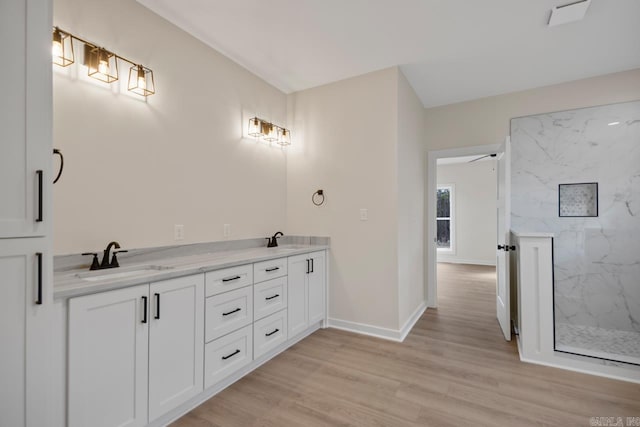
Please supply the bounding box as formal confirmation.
[52,27,74,67]
[248,117,291,146]
[52,26,155,97]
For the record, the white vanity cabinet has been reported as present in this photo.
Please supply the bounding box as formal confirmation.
[148,275,204,422]
[61,248,327,427]
[288,251,326,338]
[68,284,149,427]
[68,274,204,427]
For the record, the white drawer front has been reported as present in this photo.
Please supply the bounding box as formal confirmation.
[253,257,287,283]
[254,276,287,321]
[204,324,253,389]
[205,264,253,297]
[253,309,288,359]
[206,286,253,342]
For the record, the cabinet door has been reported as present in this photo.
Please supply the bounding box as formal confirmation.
[148,274,204,422]
[0,0,51,238]
[287,254,308,337]
[308,251,326,325]
[69,285,149,427]
[0,238,51,427]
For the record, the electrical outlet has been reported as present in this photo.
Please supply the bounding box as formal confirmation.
[360,209,368,221]
[174,224,184,240]
[224,224,231,238]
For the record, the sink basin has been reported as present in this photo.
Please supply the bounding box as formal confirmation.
[76,265,173,282]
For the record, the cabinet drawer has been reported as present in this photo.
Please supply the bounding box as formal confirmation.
[205,264,253,297]
[204,324,253,389]
[205,286,253,342]
[254,276,287,321]
[253,257,287,283]
[253,309,288,359]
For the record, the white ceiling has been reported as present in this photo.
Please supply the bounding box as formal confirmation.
[138,0,640,108]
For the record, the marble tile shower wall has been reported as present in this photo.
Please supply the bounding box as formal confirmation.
[511,100,640,337]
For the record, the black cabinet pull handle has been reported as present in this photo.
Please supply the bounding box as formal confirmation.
[265,267,280,272]
[35,252,43,305]
[222,349,240,360]
[311,258,314,273]
[223,307,241,316]
[306,259,310,274]
[222,275,241,282]
[265,294,279,301]
[154,293,160,319]
[265,328,279,337]
[36,170,43,222]
[141,296,148,323]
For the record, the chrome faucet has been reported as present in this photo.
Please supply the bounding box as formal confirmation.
[266,232,283,248]
[82,241,128,270]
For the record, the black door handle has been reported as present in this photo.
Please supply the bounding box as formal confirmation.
[306,259,310,274]
[265,294,279,301]
[497,244,505,250]
[265,328,279,337]
[35,252,43,305]
[141,296,148,323]
[265,267,280,272]
[222,275,241,282]
[311,258,314,273]
[36,170,43,222]
[222,349,240,360]
[222,308,241,316]
[154,293,160,319]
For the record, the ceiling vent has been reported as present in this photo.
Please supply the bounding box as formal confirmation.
[548,0,591,26]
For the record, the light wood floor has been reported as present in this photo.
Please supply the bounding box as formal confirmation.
[173,263,640,427]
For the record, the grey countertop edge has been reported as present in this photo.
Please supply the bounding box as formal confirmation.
[54,245,329,300]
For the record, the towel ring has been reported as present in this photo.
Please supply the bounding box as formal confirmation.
[312,189,325,206]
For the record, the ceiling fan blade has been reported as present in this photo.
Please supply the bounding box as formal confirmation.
[468,154,491,163]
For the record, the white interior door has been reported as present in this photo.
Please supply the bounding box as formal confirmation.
[496,136,512,341]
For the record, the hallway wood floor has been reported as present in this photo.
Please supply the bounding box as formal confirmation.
[173,263,640,427]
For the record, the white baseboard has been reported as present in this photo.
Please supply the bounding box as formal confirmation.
[328,301,427,343]
[399,301,427,341]
[517,334,640,384]
[437,258,496,266]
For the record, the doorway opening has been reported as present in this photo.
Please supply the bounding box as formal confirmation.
[426,142,512,341]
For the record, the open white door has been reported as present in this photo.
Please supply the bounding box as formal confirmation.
[496,136,512,341]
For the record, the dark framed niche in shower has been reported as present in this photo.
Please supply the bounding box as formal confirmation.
[558,182,598,217]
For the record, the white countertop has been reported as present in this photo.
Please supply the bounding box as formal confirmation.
[54,244,328,299]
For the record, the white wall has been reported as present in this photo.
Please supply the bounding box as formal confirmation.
[286,67,401,330]
[423,68,640,152]
[397,71,425,326]
[437,161,496,266]
[53,0,287,254]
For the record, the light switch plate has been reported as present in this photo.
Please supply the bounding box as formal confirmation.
[174,224,184,240]
[360,209,368,221]
[224,224,231,238]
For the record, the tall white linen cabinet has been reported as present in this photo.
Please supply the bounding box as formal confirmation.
[0,0,54,426]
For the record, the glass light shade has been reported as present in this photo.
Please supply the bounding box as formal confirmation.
[52,28,74,67]
[128,65,155,96]
[263,123,278,142]
[86,45,118,83]
[278,128,291,146]
[248,117,263,137]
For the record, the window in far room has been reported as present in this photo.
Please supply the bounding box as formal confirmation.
[437,185,454,253]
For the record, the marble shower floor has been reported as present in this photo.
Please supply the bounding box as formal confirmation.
[556,323,640,366]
